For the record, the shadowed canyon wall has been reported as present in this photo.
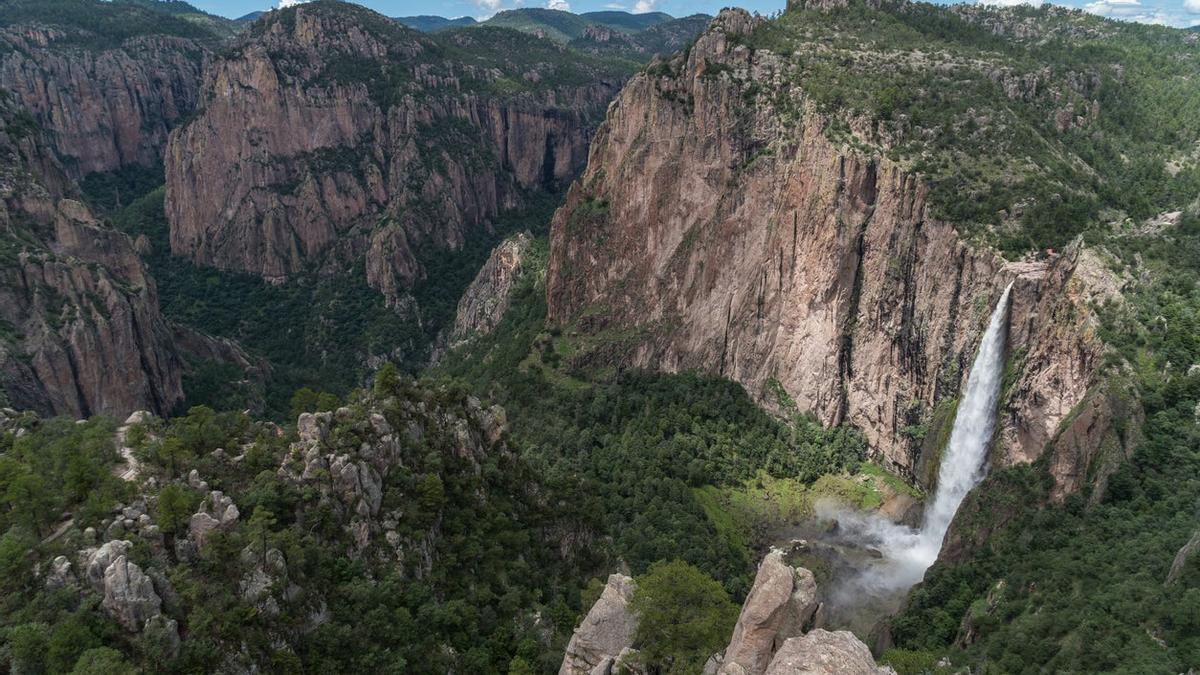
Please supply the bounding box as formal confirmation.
[0,98,182,417]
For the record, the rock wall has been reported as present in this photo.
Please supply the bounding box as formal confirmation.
[561,551,893,675]
[0,26,208,177]
[559,573,640,675]
[0,100,183,417]
[545,10,1113,492]
[450,232,533,344]
[165,4,618,304]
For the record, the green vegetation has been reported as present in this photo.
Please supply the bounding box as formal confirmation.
[891,214,1200,671]
[630,560,739,674]
[103,187,556,418]
[78,164,165,214]
[253,1,636,104]
[0,388,600,673]
[0,416,126,540]
[433,237,867,596]
[0,0,235,50]
[740,1,1200,257]
[108,188,417,418]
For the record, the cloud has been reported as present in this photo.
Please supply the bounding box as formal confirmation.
[1083,0,1142,16]
[633,0,657,12]
[1080,0,1192,25]
[1186,0,1200,13]
[276,0,310,7]
[546,0,570,9]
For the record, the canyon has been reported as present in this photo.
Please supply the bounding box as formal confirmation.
[164,3,622,306]
[0,11,217,178]
[1,1,1198,672]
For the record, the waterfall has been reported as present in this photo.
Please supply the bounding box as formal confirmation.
[912,281,1013,564]
[816,283,1014,617]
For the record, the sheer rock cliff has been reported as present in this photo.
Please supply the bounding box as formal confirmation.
[545,10,1116,496]
[0,98,182,417]
[165,4,619,306]
[0,25,208,177]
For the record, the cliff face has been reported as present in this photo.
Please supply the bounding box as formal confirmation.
[0,26,208,177]
[545,10,1112,492]
[165,4,620,304]
[449,233,533,345]
[0,98,182,417]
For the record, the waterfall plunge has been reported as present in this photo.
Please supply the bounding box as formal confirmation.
[817,283,1014,613]
[915,281,1014,561]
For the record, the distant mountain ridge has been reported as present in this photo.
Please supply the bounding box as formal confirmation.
[395,14,477,32]
[397,8,695,40]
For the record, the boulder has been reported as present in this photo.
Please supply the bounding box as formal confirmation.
[79,539,133,590]
[45,555,75,590]
[188,490,240,549]
[764,630,895,675]
[559,574,639,675]
[102,555,163,633]
[719,550,819,675]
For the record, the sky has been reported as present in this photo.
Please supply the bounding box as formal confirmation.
[185,0,1200,29]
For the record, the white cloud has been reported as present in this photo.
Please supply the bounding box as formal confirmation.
[546,0,571,9]
[276,0,310,7]
[1083,0,1144,17]
[633,0,657,13]
[1185,0,1200,13]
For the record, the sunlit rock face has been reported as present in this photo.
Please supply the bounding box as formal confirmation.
[165,3,618,306]
[546,9,1113,495]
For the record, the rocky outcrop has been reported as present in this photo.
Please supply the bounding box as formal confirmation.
[0,26,209,177]
[712,555,892,674]
[545,9,1112,491]
[1167,530,1200,586]
[764,630,893,675]
[559,573,639,675]
[165,3,619,306]
[77,539,178,644]
[719,550,819,675]
[102,555,164,632]
[280,391,510,554]
[0,96,183,417]
[187,490,240,551]
[566,554,891,675]
[450,233,533,344]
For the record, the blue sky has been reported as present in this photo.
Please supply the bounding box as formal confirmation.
[186,0,1200,28]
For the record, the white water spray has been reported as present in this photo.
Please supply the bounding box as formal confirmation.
[815,283,1014,613]
[913,282,1014,562]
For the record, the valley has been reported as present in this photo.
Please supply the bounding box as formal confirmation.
[0,0,1198,673]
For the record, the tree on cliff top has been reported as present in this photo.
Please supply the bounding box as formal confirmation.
[631,559,739,674]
